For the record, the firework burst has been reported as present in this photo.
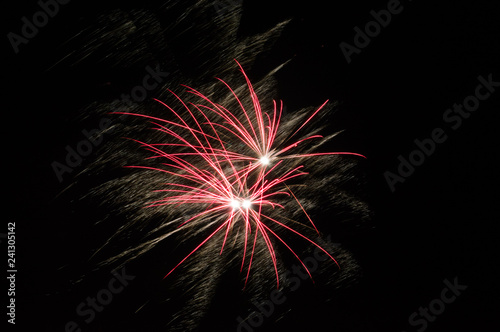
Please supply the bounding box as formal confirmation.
[112,60,365,287]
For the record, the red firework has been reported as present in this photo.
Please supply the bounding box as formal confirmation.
[113,60,365,287]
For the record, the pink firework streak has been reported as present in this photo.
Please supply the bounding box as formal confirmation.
[112,60,366,288]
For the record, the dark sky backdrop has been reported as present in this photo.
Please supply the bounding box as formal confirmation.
[4,0,500,331]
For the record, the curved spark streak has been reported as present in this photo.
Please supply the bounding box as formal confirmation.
[113,60,365,287]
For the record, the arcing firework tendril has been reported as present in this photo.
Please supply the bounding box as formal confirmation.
[112,60,366,287]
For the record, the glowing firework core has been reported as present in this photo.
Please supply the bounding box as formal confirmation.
[230,198,252,210]
[242,199,252,209]
[259,155,270,166]
[230,199,241,209]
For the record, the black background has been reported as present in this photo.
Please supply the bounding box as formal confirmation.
[4,0,500,331]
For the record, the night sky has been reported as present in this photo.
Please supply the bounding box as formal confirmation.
[5,0,500,331]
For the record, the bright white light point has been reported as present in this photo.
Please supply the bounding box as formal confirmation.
[242,199,251,209]
[259,156,270,165]
[230,199,241,209]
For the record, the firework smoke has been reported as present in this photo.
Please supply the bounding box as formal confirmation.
[108,60,365,287]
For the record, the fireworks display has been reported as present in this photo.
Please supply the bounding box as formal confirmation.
[112,60,366,287]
